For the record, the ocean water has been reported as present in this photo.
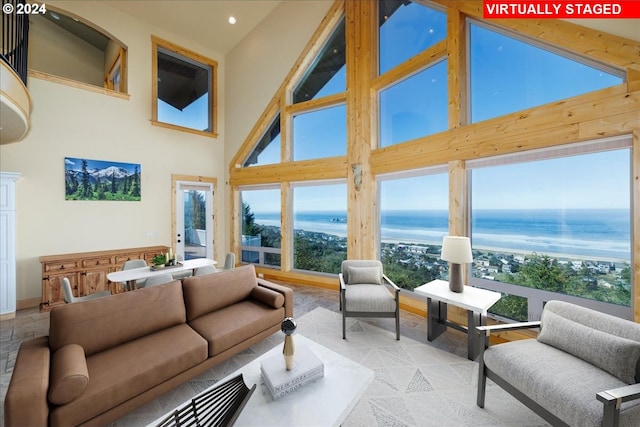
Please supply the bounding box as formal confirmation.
[253,209,631,261]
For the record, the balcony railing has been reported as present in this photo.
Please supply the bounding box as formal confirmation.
[1,0,29,84]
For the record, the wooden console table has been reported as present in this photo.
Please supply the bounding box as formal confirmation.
[39,245,168,311]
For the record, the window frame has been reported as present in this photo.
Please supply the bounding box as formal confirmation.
[105,47,125,92]
[151,35,218,138]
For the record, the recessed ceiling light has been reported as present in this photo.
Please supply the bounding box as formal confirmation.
[50,12,60,20]
[228,16,237,25]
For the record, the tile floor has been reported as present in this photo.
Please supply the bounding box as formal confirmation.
[0,282,468,423]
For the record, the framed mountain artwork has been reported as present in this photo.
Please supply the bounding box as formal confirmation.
[65,157,141,201]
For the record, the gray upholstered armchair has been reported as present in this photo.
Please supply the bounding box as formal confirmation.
[477,300,640,427]
[339,260,400,340]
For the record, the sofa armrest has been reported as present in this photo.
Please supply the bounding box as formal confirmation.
[4,336,50,427]
[257,278,293,318]
[597,383,640,427]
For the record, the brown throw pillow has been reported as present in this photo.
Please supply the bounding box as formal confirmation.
[251,286,285,309]
[48,344,89,405]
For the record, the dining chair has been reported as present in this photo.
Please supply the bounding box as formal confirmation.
[122,259,148,288]
[62,277,111,303]
[339,260,400,340]
[222,252,236,270]
[194,265,217,276]
[171,254,193,280]
[143,273,175,288]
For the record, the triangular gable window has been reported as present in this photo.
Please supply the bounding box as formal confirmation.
[292,17,346,104]
[379,0,446,75]
[243,114,281,167]
[469,22,624,123]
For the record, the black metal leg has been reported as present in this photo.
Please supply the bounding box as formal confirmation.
[427,298,447,342]
[467,310,482,360]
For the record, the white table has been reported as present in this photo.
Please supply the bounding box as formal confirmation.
[107,258,216,290]
[148,335,374,427]
[414,279,501,360]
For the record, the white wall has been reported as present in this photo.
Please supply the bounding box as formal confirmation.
[0,0,227,303]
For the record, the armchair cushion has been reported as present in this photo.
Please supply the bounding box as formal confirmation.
[345,284,396,312]
[538,309,640,384]
[48,344,89,405]
[346,265,382,285]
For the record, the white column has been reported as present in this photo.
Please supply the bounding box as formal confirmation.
[0,172,21,318]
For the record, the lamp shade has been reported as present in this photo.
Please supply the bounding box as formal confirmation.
[440,236,473,264]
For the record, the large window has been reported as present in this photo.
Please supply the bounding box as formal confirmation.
[379,60,448,147]
[152,36,218,137]
[240,188,281,268]
[469,22,623,123]
[293,183,347,274]
[379,169,449,290]
[378,1,446,75]
[244,114,281,167]
[292,17,346,103]
[469,137,632,321]
[292,105,347,161]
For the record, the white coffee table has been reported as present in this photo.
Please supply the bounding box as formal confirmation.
[414,279,501,360]
[148,335,374,427]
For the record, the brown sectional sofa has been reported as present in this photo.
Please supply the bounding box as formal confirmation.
[4,264,293,427]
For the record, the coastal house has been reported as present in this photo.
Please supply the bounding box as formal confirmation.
[1,2,639,422]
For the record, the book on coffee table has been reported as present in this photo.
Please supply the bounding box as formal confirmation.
[260,344,324,399]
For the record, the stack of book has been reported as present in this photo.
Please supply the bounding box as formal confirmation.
[260,345,324,400]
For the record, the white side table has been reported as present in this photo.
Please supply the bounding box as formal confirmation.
[414,279,501,360]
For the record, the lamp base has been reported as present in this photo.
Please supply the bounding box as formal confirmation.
[449,263,464,293]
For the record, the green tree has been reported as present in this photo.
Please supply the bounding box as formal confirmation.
[79,159,93,199]
[514,254,568,293]
[130,165,141,197]
[97,176,105,200]
[242,202,263,236]
[111,170,117,194]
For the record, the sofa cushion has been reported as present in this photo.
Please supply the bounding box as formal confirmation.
[484,339,640,427]
[538,309,640,384]
[182,264,258,322]
[49,281,186,356]
[347,265,382,285]
[49,324,207,427]
[251,286,284,309]
[189,300,284,356]
[48,344,88,405]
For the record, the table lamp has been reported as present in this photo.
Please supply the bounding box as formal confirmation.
[440,236,473,293]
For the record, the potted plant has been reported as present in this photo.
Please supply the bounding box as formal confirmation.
[152,254,167,268]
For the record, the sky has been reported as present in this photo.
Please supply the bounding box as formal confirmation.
[230,2,628,213]
[65,157,139,175]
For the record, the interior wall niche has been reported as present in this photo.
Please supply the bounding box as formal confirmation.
[28,6,127,94]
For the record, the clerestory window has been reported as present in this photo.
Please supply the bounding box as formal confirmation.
[378,0,446,75]
[469,21,624,123]
[151,36,218,137]
[292,16,346,104]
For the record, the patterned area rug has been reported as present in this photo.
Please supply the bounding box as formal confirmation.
[110,307,548,427]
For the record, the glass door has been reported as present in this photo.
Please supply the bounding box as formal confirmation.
[176,181,214,260]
